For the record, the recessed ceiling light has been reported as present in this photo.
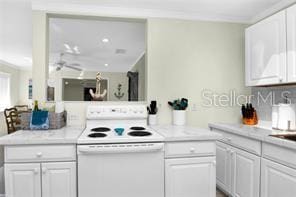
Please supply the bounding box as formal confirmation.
[102,38,109,43]
[104,63,109,67]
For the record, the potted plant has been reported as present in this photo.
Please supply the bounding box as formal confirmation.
[147,101,158,125]
[168,98,188,126]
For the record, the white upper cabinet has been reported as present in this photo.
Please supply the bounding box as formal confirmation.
[287,4,296,82]
[245,10,287,86]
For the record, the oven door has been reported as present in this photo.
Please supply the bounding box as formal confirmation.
[77,143,164,197]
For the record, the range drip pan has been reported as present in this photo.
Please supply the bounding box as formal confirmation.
[130,126,146,131]
[91,127,111,132]
[88,133,107,138]
[128,131,152,137]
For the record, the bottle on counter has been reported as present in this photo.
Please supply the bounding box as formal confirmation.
[33,100,39,111]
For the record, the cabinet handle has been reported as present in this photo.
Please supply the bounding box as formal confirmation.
[190,148,195,153]
[34,168,39,174]
[36,152,42,157]
[42,167,47,174]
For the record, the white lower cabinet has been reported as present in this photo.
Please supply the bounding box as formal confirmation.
[5,163,42,197]
[165,157,216,197]
[261,158,296,197]
[42,162,76,197]
[216,141,231,193]
[5,162,76,197]
[231,146,260,197]
[4,144,77,197]
[216,141,260,197]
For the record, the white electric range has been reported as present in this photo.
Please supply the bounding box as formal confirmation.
[77,105,165,197]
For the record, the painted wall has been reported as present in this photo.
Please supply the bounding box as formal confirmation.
[147,19,250,127]
[0,62,20,107]
[32,12,249,128]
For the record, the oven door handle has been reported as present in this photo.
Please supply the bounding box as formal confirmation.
[78,143,164,154]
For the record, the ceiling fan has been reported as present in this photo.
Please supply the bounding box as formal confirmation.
[54,53,82,71]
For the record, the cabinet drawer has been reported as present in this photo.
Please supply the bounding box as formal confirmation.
[213,129,261,156]
[165,141,215,158]
[262,142,296,169]
[5,145,76,163]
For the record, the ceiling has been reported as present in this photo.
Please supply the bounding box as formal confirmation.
[34,0,288,23]
[49,17,146,72]
[1,0,295,69]
[0,0,32,69]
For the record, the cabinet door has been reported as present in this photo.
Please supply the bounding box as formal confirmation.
[42,162,76,197]
[165,157,216,197]
[231,147,260,197]
[5,163,41,197]
[216,141,231,194]
[287,4,296,82]
[261,158,296,197]
[245,10,286,86]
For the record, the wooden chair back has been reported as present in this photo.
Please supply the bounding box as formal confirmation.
[4,107,18,134]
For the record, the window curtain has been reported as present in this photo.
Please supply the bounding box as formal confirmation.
[0,73,10,111]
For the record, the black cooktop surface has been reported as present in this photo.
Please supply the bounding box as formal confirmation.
[91,127,111,132]
[130,126,146,131]
[128,131,152,137]
[88,133,107,138]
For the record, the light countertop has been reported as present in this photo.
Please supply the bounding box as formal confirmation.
[0,127,85,145]
[209,123,296,150]
[151,125,222,142]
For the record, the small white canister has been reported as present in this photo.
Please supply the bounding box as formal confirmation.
[278,104,296,131]
[173,110,186,126]
[148,114,157,126]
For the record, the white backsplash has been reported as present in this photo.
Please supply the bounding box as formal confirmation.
[251,86,296,121]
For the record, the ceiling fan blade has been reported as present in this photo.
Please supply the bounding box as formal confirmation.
[65,65,82,71]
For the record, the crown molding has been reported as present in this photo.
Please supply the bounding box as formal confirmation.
[0,59,32,71]
[251,0,296,24]
[32,2,250,24]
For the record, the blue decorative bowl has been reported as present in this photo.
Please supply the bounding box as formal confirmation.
[114,128,124,136]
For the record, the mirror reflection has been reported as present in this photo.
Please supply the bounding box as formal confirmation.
[47,16,146,102]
